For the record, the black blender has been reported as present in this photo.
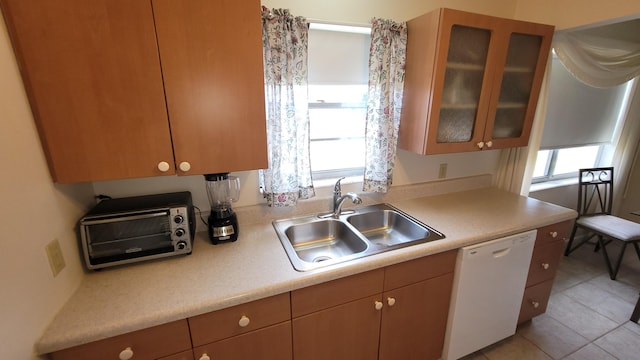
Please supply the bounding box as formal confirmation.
[204,173,240,244]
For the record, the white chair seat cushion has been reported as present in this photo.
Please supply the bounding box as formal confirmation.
[577,215,640,242]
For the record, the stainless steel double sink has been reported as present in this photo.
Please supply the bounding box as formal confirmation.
[273,203,445,271]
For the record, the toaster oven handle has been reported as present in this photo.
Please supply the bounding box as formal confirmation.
[81,210,169,225]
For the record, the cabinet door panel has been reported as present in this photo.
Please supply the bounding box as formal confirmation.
[1,0,175,182]
[379,273,454,360]
[293,295,381,360]
[152,0,267,175]
[193,322,292,360]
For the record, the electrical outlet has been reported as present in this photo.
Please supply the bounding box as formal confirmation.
[45,239,66,277]
[439,163,448,179]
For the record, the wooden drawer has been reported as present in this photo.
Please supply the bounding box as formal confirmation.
[526,239,564,287]
[189,293,290,347]
[383,250,456,291]
[291,268,384,317]
[158,349,194,360]
[518,279,555,324]
[193,322,292,360]
[49,320,191,360]
[535,220,573,246]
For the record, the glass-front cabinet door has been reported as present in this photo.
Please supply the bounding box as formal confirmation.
[484,21,553,150]
[398,8,554,155]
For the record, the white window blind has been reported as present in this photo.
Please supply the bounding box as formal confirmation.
[540,56,628,149]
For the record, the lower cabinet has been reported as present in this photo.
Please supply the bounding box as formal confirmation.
[158,350,195,360]
[518,220,573,323]
[48,320,192,360]
[291,250,457,360]
[189,292,292,360]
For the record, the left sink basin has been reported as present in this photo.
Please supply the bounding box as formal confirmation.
[285,219,368,263]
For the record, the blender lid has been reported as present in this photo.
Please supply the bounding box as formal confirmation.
[204,173,229,181]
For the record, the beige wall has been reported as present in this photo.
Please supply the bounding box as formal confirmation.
[2,1,640,359]
[515,0,640,29]
[0,10,94,360]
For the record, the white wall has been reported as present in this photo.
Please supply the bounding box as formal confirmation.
[0,11,95,360]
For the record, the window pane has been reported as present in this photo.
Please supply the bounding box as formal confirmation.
[310,138,365,172]
[309,108,366,139]
[553,146,600,176]
[533,150,550,178]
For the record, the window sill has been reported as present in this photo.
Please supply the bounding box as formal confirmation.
[530,177,579,192]
[313,175,362,189]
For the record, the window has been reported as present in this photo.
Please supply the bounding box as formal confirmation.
[307,23,371,181]
[532,54,633,183]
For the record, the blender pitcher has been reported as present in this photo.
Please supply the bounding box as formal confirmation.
[204,173,240,244]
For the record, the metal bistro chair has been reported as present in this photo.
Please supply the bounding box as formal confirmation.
[564,167,640,280]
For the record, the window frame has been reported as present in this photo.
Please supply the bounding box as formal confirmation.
[531,145,606,183]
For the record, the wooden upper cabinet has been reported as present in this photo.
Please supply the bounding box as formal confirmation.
[398,8,554,155]
[1,0,267,182]
[152,0,268,175]
[1,0,176,182]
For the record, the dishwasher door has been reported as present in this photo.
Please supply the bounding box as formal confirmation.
[443,230,536,360]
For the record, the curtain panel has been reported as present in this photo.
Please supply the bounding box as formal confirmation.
[259,7,315,207]
[362,19,408,193]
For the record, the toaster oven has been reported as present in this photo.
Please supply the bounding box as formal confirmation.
[79,191,195,270]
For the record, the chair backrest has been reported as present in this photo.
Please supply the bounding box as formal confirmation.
[576,167,614,217]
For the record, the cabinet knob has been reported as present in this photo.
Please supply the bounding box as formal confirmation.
[119,347,134,360]
[476,141,485,149]
[157,161,170,172]
[486,140,493,148]
[238,315,250,327]
[387,297,396,307]
[374,301,383,311]
[541,262,550,270]
[179,161,191,172]
[549,231,558,238]
[531,300,540,309]
[199,354,211,360]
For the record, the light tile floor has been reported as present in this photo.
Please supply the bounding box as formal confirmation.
[461,239,640,360]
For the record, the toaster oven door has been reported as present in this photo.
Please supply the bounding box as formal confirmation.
[81,211,176,268]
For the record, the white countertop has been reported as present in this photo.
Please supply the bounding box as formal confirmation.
[35,187,577,354]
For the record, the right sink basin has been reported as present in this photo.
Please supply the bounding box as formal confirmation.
[273,203,445,271]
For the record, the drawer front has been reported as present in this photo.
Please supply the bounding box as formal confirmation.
[291,268,384,317]
[536,220,573,246]
[383,249,456,291]
[193,322,292,360]
[49,320,191,360]
[526,239,564,287]
[518,279,555,324]
[189,292,290,347]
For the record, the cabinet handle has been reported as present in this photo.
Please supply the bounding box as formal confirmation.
[531,300,540,309]
[199,353,211,360]
[157,161,170,172]
[387,297,396,307]
[119,347,134,360]
[541,262,550,270]
[374,301,383,311]
[476,141,485,149]
[238,315,250,327]
[549,231,558,238]
[486,140,493,148]
[179,161,191,172]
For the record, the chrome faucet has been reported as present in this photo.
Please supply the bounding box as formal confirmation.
[330,177,362,218]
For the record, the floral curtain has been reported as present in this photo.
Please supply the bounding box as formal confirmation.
[259,7,315,207]
[362,19,408,193]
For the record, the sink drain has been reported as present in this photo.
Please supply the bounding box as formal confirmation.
[313,256,332,263]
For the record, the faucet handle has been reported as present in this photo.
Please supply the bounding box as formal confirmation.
[334,177,346,196]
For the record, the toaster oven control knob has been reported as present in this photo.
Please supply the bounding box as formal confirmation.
[176,241,188,250]
[175,228,186,237]
[174,215,184,224]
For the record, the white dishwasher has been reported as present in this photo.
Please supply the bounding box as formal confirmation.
[443,230,536,360]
